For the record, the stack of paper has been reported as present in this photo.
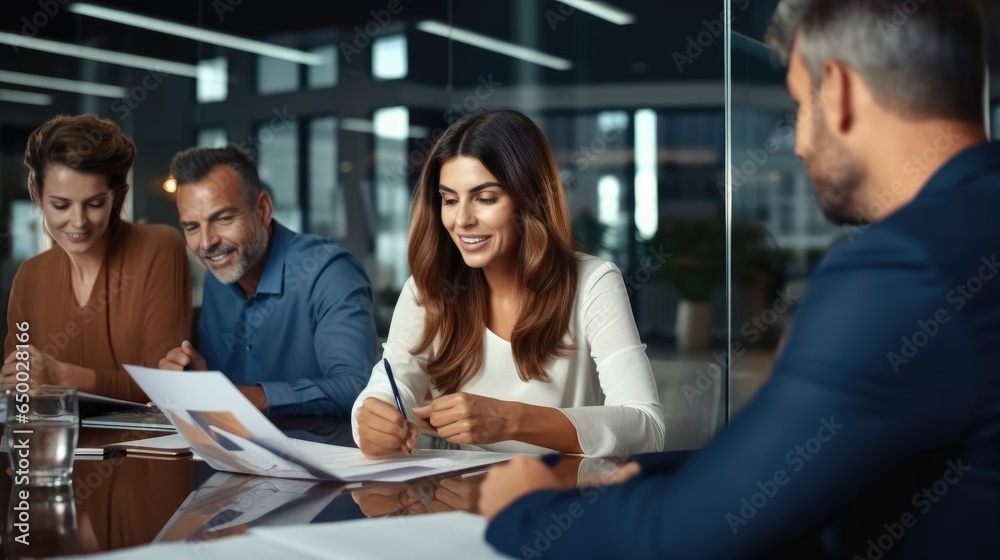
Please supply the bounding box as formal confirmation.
[123,366,516,482]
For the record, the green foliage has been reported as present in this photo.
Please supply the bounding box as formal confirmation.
[649,217,779,302]
[651,217,725,302]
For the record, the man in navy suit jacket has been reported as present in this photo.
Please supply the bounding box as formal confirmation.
[480,1,1000,558]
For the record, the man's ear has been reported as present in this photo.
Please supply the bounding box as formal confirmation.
[819,59,854,135]
[257,190,273,226]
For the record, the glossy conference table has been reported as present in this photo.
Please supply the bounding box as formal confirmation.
[0,417,634,559]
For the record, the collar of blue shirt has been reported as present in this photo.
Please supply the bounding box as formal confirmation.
[226,219,293,299]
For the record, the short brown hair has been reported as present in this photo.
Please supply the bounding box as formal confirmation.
[24,114,136,232]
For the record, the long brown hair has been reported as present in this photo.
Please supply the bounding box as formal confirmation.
[24,114,136,237]
[408,109,579,394]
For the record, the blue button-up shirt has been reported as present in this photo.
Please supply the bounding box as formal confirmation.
[198,221,377,417]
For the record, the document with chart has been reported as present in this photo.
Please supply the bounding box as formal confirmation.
[123,365,515,482]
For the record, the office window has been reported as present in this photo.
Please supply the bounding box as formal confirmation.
[197,128,228,148]
[257,56,299,94]
[634,109,658,241]
[197,57,227,103]
[308,117,347,239]
[10,200,44,261]
[373,106,410,290]
[372,35,408,80]
[308,45,338,89]
[256,120,301,232]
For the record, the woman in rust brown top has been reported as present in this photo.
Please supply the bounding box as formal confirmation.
[1,114,191,402]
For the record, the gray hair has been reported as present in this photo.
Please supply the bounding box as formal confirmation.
[766,0,986,123]
[169,145,264,208]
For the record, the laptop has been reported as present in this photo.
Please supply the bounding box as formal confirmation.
[79,391,175,432]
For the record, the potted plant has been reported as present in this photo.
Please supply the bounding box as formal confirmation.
[652,216,725,352]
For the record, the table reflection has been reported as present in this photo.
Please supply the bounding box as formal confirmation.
[2,416,633,556]
[351,470,489,517]
[72,456,196,553]
[5,483,76,559]
[156,473,354,542]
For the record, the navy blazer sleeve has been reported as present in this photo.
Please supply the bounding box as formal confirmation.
[486,229,977,559]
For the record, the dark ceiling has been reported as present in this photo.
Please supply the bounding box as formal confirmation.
[1,1,998,89]
[0,1,730,87]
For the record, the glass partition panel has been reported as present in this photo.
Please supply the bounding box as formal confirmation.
[0,0,731,448]
[727,2,1000,420]
[727,0,804,417]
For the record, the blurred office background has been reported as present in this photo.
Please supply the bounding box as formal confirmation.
[0,1,995,444]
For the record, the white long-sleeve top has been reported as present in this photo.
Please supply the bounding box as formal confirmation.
[351,254,665,457]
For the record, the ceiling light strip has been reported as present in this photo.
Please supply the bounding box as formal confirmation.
[416,20,572,71]
[0,32,199,78]
[0,88,52,105]
[0,69,125,98]
[69,3,323,65]
[556,1,635,25]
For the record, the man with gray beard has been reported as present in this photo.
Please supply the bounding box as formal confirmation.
[159,146,376,417]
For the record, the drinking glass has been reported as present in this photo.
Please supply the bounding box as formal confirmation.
[4,386,79,486]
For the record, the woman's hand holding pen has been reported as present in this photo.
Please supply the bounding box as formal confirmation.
[412,392,513,445]
[356,397,419,458]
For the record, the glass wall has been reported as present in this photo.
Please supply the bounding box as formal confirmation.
[0,0,738,449]
[727,0,999,417]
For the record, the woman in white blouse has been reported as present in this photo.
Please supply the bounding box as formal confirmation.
[352,109,664,458]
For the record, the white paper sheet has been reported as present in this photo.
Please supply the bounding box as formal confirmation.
[58,513,505,560]
[251,511,509,559]
[123,365,516,482]
[55,534,295,560]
